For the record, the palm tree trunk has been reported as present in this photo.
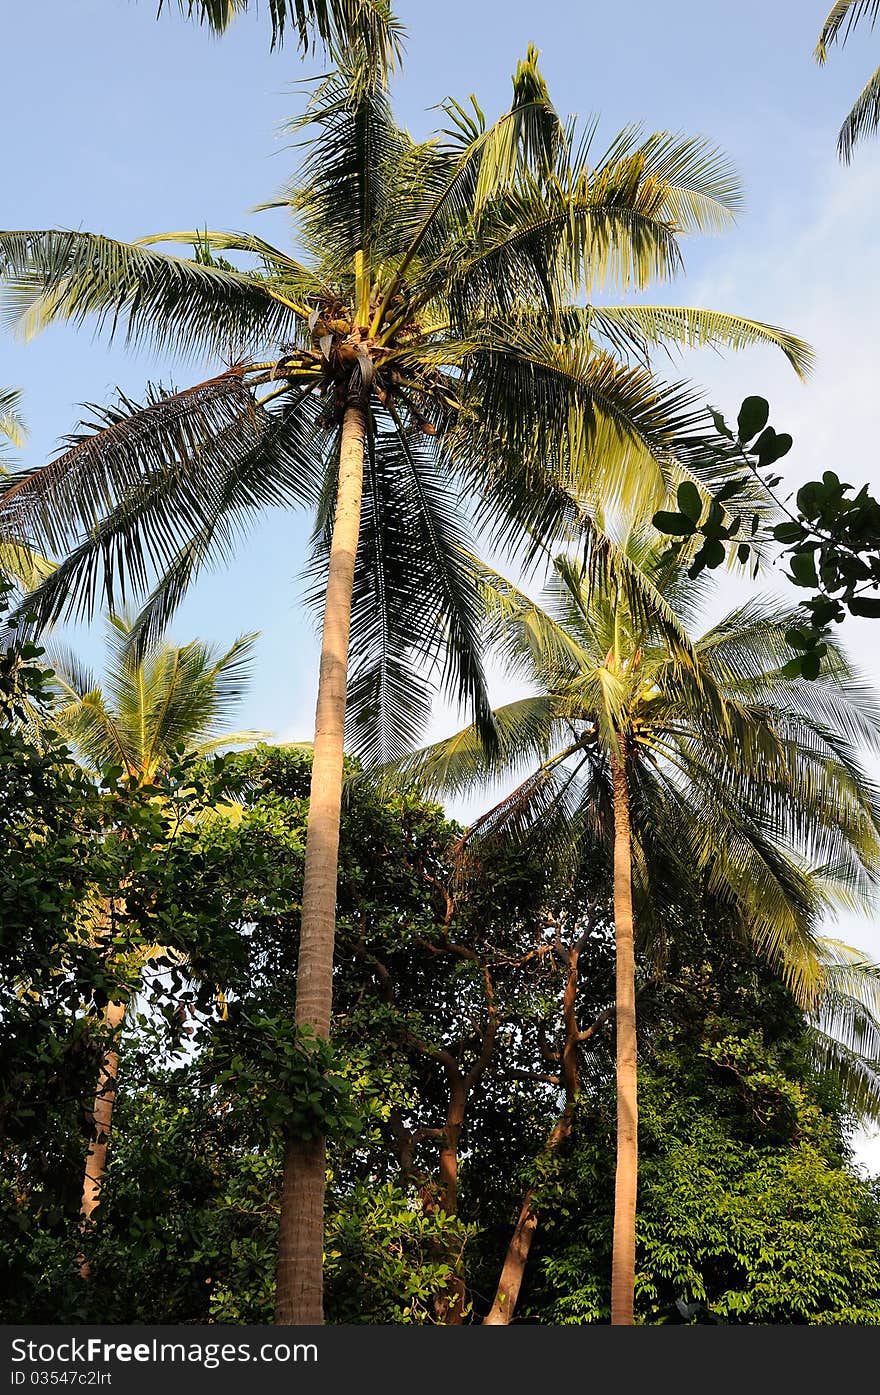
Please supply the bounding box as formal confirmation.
[79,999,126,1229]
[78,996,127,1279]
[610,742,637,1325]
[275,400,366,1326]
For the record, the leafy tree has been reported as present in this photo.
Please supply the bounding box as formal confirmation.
[398,530,880,1322]
[652,395,880,679]
[0,43,809,1319]
[816,1,880,161]
[7,750,880,1325]
[1,743,554,1323]
[0,593,264,1306]
[521,918,880,1325]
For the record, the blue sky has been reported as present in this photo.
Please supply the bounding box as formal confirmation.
[4,0,880,1149]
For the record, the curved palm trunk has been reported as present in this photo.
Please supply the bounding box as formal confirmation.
[275,401,366,1326]
[79,996,126,1263]
[610,743,637,1325]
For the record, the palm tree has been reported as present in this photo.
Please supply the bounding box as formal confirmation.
[397,531,880,1324]
[0,46,810,1321]
[816,1,880,160]
[43,613,265,1237]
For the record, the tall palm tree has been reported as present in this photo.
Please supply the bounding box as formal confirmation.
[0,48,810,1321]
[816,1,880,160]
[397,531,880,1324]
[44,614,265,1236]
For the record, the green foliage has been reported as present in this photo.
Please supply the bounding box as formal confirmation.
[652,397,880,678]
[4,704,880,1325]
[521,925,880,1325]
[208,1018,361,1140]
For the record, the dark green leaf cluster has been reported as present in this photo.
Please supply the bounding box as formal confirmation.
[653,396,880,678]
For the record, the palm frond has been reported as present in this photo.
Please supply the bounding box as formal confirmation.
[837,62,880,160]
[0,386,26,450]
[459,330,704,517]
[0,230,298,358]
[391,696,565,799]
[156,0,405,65]
[590,305,813,379]
[291,59,404,282]
[816,0,880,60]
[0,539,54,592]
[2,380,324,638]
[310,416,495,764]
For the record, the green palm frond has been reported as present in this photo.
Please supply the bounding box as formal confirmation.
[0,540,54,592]
[816,0,880,60]
[810,938,880,1120]
[589,128,743,233]
[156,0,405,64]
[0,386,26,451]
[460,330,704,513]
[837,62,880,160]
[816,2,880,159]
[393,696,564,799]
[310,417,495,763]
[589,306,813,379]
[2,382,325,640]
[0,231,301,358]
[292,58,404,282]
[810,1029,880,1123]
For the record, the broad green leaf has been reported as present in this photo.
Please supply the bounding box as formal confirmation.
[676,480,703,523]
[653,510,696,537]
[737,396,770,444]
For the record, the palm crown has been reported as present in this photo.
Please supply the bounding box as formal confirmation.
[0,48,809,764]
[42,613,266,782]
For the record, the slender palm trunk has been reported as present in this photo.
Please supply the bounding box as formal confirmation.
[275,401,366,1326]
[610,742,637,1325]
[79,997,126,1261]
